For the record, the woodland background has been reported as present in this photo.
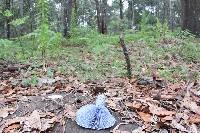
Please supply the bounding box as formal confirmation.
[1,1,200,132]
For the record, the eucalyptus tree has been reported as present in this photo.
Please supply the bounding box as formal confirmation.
[181,0,200,36]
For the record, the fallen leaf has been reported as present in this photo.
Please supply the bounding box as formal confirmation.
[125,101,142,110]
[171,119,187,132]
[149,105,175,116]
[138,112,151,122]
[0,117,25,133]
[161,115,173,122]
[107,99,118,110]
[182,96,200,115]
[190,124,198,133]
[41,117,57,131]
[24,110,41,131]
[3,123,21,133]
[188,114,200,124]
[64,105,76,119]
[0,108,16,118]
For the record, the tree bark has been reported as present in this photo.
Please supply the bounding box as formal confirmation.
[29,0,34,32]
[19,0,23,17]
[62,0,68,37]
[5,0,11,39]
[101,0,107,34]
[127,0,134,29]
[94,0,107,34]
[119,0,123,20]
[181,0,200,36]
[119,33,132,79]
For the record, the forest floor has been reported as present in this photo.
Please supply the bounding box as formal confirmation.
[1,38,200,133]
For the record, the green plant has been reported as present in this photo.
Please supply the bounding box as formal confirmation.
[47,68,54,78]
[37,0,62,67]
[31,75,38,87]
[3,9,13,17]
[70,7,78,38]
[10,16,29,59]
[22,78,30,87]
[0,39,14,59]
[179,42,200,62]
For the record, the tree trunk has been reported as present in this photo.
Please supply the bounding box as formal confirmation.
[127,0,134,29]
[29,0,34,32]
[62,0,77,37]
[62,0,68,37]
[101,0,107,34]
[181,0,200,36]
[5,0,11,39]
[94,0,107,34]
[169,0,175,31]
[19,0,23,17]
[119,0,123,20]
[94,0,102,33]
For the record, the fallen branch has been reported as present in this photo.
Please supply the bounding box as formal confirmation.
[119,33,132,79]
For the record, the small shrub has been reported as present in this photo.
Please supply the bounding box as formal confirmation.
[179,42,200,62]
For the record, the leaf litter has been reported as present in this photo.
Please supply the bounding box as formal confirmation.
[0,60,200,133]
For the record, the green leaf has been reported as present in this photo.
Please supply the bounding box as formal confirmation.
[47,68,54,77]
[10,16,29,27]
[3,10,13,17]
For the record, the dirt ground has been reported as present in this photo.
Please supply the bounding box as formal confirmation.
[0,92,138,133]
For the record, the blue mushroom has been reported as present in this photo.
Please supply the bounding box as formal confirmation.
[76,94,116,130]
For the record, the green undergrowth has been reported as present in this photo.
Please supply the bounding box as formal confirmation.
[0,24,200,82]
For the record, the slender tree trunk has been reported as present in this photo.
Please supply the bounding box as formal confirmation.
[19,0,23,17]
[5,0,11,39]
[127,0,134,29]
[62,0,68,37]
[29,0,34,32]
[119,33,132,79]
[94,0,102,33]
[94,0,107,34]
[169,0,175,31]
[101,0,107,34]
[119,0,123,20]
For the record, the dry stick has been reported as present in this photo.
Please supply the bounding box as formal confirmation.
[119,33,132,79]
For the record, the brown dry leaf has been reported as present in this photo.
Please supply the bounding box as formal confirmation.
[1,86,15,97]
[41,117,57,131]
[182,96,200,115]
[64,105,76,119]
[138,112,152,122]
[24,110,41,131]
[107,99,118,110]
[3,123,21,133]
[125,101,142,110]
[0,108,16,118]
[0,109,9,118]
[161,116,173,122]
[64,84,73,92]
[0,117,25,133]
[188,114,200,124]
[171,119,187,132]
[190,124,199,133]
[160,95,176,100]
[149,105,175,116]
[168,83,183,90]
